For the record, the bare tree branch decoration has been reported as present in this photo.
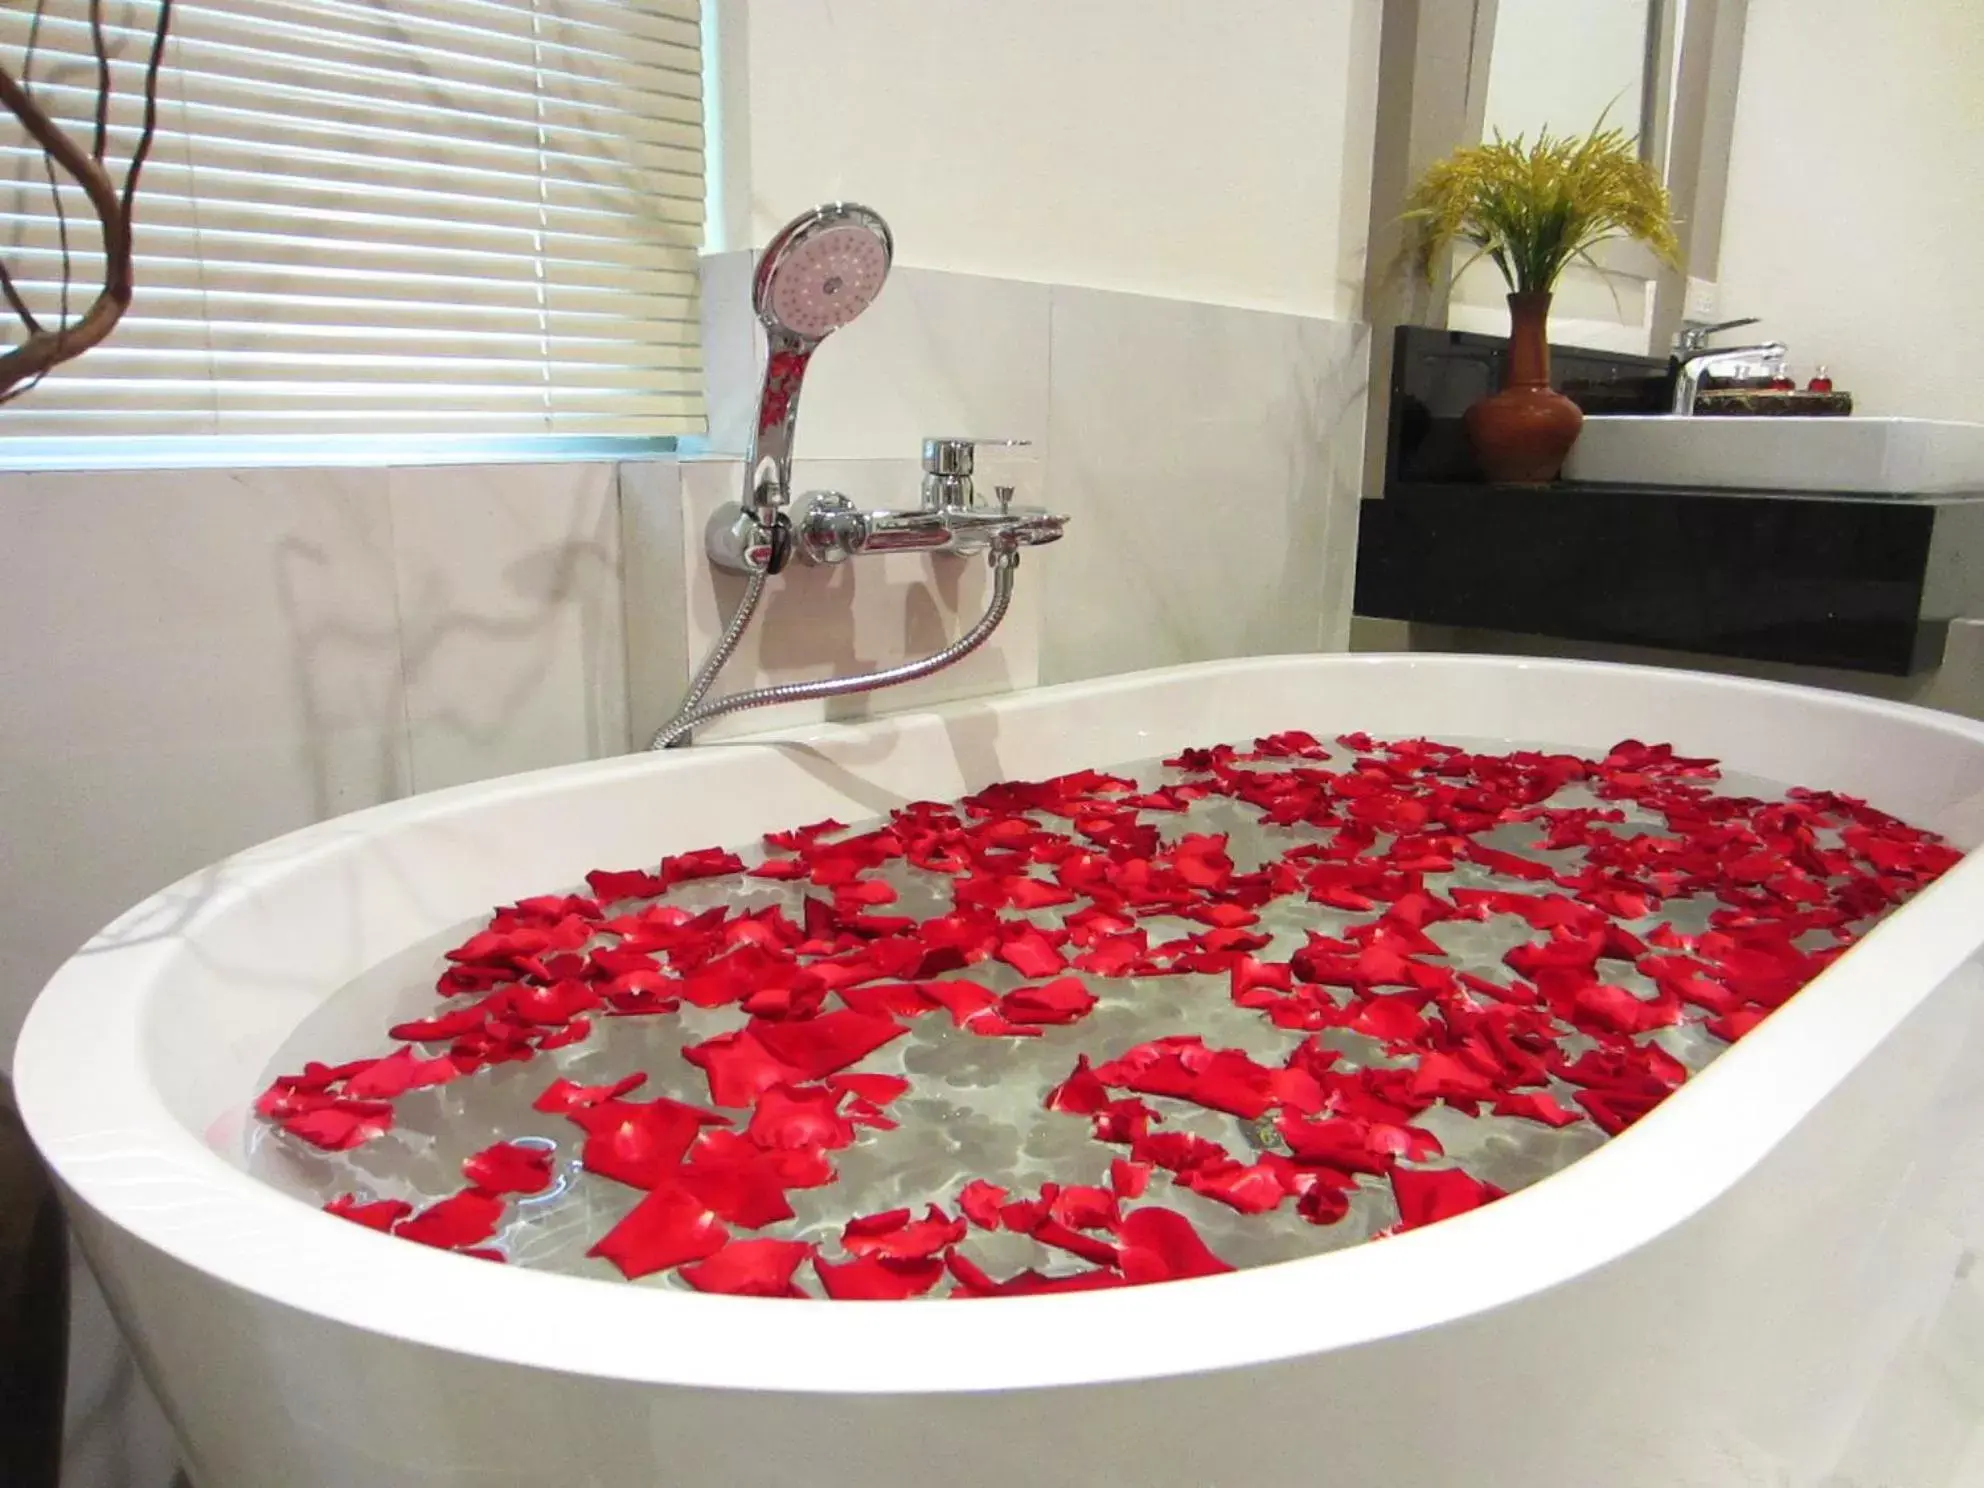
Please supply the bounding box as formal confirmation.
[0,0,173,405]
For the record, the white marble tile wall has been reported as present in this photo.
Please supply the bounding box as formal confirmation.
[1038,286,1370,684]
[0,460,630,1073]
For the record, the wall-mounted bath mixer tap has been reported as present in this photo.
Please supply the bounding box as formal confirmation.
[650,204,1068,751]
[795,436,1066,565]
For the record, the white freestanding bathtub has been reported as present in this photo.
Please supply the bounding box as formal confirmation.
[19,654,1984,1488]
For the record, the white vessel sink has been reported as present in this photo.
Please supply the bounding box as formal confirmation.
[1563,415,1984,494]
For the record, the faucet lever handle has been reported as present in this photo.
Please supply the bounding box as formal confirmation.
[1675,316,1761,355]
[920,436,1033,477]
[920,437,1032,511]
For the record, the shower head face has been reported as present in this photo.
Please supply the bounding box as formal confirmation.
[753,203,893,343]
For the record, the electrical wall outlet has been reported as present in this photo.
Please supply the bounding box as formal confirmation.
[1684,276,1720,322]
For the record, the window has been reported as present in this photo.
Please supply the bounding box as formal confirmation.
[0,0,705,437]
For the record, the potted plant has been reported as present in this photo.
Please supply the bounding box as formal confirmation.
[1404,121,1679,484]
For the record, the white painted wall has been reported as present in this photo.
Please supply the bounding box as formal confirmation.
[714,0,1382,321]
[1715,0,1984,420]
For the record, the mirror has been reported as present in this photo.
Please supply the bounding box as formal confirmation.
[1446,0,1669,355]
[1480,0,1656,156]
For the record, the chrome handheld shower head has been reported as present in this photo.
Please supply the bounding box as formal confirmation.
[744,203,893,537]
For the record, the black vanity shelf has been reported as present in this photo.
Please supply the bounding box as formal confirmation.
[1354,326,1984,677]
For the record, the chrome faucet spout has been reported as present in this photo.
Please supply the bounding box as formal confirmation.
[792,436,1066,565]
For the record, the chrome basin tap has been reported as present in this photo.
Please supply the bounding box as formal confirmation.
[1672,316,1789,415]
[793,436,1067,564]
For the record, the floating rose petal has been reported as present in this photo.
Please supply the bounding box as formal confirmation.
[1050,1185,1121,1231]
[590,1183,728,1280]
[679,1156,795,1229]
[999,976,1097,1027]
[682,1029,800,1107]
[1389,1166,1504,1231]
[680,1239,813,1297]
[281,1101,394,1151]
[1491,1090,1579,1128]
[394,1188,505,1250]
[959,1179,1008,1230]
[462,1142,555,1196]
[569,1096,727,1190]
[325,1194,411,1232]
[388,1005,490,1042]
[533,1072,647,1114]
[1115,1206,1234,1284]
[814,1253,945,1300]
[843,1205,967,1261]
[749,1084,857,1152]
[750,1010,908,1079]
[341,1046,461,1101]
[997,924,1068,978]
[1109,1159,1151,1200]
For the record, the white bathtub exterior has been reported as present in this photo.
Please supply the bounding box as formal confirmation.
[19,654,1984,1488]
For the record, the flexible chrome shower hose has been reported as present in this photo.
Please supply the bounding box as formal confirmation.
[648,553,1017,751]
[651,568,768,750]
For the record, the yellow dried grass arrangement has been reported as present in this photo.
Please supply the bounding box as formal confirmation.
[1403,120,1680,295]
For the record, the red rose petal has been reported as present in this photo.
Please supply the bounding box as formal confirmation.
[814,1252,946,1300]
[589,1183,729,1280]
[569,1096,727,1189]
[341,1045,461,1100]
[842,1204,967,1261]
[1115,1206,1234,1284]
[388,1005,490,1042]
[281,1101,394,1151]
[1109,1158,1151,1199]
[326,1194,411,1232]
[462,1141,556,1196]
[1034,1217,1122,1268]
[998,976,1098,1026]
[682,1029,802,1107]
[393,1188,505,1250]
[1389,1166,1503,1231]
[997,924,1068,978]
[1050,1184,1121,1231]
[678,1157,796,1229]
[533,1072,646,1114]
[959,1179,1008,1229]
[679,1238,813,1297]
[1491,1090,1580,1128]
[750,1010,909,1079]
[748,1083,858,1152]
[827,1072,911,1107]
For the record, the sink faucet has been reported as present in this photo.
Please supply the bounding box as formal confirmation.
[793,437,1066,564]
[1671,316,1789,415]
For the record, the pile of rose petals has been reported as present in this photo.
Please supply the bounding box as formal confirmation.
[264,733,1963,1296]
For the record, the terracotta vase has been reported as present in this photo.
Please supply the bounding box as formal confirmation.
[1463,291,1584,484]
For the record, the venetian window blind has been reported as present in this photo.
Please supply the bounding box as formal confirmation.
[0,0,705,436]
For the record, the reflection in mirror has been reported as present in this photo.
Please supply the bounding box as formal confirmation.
[1448,0,1667,355]
[1481,0,1653,153]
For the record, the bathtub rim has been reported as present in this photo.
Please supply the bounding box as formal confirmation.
[18,651,1984,1397]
